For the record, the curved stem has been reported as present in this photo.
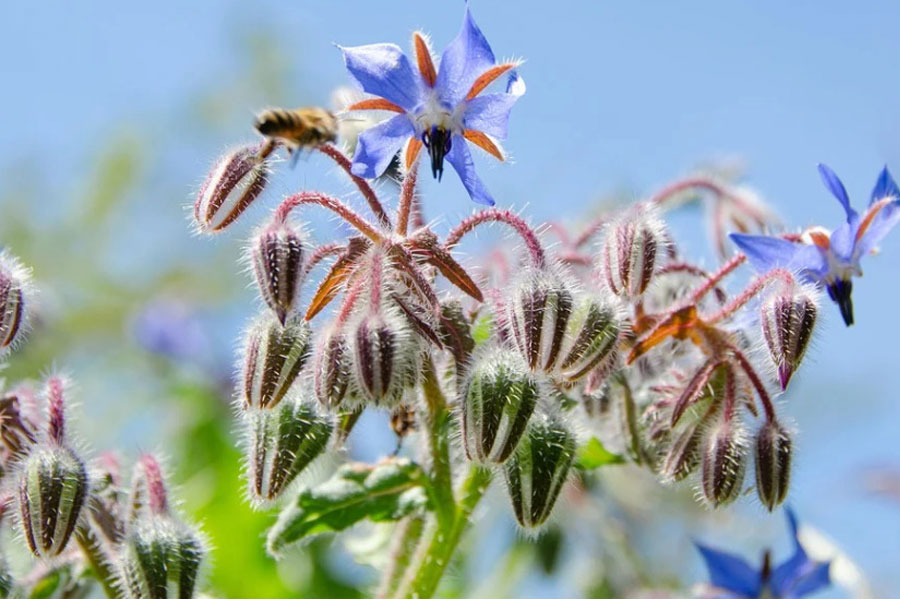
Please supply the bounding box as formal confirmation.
[444,208,546,268]
[649,177,734,210]
[690,253,747,303]
[396,163,418,237]
[317,143,392,230]
[300,242,345,280]
[275,191,385,243]
[705,268,794,325]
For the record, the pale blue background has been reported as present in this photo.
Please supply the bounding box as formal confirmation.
[3,1,900,596]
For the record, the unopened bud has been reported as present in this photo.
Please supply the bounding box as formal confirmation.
[438,300,475,366]
[754,420,792,511]
[504,416,576,529]
[194,144,269,233]
[760,289,817,389]
[314,326,354,409]
[599,204,666,298]
[242,313,311,410]
[0,251,31,354]
[250,217,308,324]
[659,424,701,483]
[350,310,419,406]
[247,395,332,503]
[0,392,37,456]
[462,350,539,463]
[700,415,747,507]
[504,268,574,372]
[555,297,621,382]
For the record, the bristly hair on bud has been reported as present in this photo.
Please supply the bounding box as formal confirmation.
[241,312,312,410]
[0,250,33,355]
[348,307,420,407]
[248,215,309,325]
[760,286,818,390]
[193,143,270,234]
[754,419,792,511]
[553,296,622,382]
[245,392,333,505]
[659,422,702,484]
[120,454,206,599]
[17,376,88,560]
[503,414,576,530]
[461,349,540,464]
[700,411,748,508]
[313,324,355,410]
[598,203,668,299]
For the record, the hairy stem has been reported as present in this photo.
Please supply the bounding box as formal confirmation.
[317,143,392,230]
[689,253,747,303]
[444,208,546,268]
[396,163,419,237]
[420,356,455,528]
[275,191,385,243]
[377,516,425,599]
[705,267,794,325]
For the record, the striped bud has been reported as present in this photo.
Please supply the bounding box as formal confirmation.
[350,311,419,407]
[504,417,576,529]
[754,420,792,511]
[314,326,353,409]
[247,396,332,504]
[599,204,666,298]
[0,251,30,354]
[554,297,621,382]
[700,415,747,507]
[462,351,539,463]
[18,378,88,559]
[504,268,574,372]
[659,424,701,483]
[120,455,205,599]
[194,144,269,233]
[250,217,307,324]
[241,313,311,410]
[760,290,817,389]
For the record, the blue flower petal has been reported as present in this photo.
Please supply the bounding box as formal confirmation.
[775,561,831,598]
[856,202,900,257]
[870,165,900,205]
[340,43,424,110]
[435,7,497,107]
[730,234,828,278]
[829,220,858,263]
[464,92,520,139]
[446,134,495,205]
[818,163,857,221]
[350,114,414,178]
[695,543,761,598]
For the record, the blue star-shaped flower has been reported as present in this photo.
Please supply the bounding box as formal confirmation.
[696,509,831,598]
[731,164,900,326]
[339,5,525,206]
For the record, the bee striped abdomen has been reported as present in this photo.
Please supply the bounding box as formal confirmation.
[254,107,338,149]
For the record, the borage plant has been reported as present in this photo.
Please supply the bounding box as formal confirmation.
[192,4,899,599]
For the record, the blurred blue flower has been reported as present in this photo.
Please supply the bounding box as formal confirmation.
[339,5,525,205]
[696,509,831,598]
[731,164,900,326]
[132,297,210,364]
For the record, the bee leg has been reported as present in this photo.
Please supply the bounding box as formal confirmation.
[288,148,302,169]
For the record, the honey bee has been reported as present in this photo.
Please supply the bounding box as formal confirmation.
[390,405,417,454]
[254,107,338,153]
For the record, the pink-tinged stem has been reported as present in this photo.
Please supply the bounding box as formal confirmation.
[574,217,607,249]
[275,191,385,243]
[725,341,776,421]
[649,177,735,209]
[46,376,66,445]
[138,454,169,515]
[336,277,366,326]
[444,208,546,268]
[369,249,383,310]
[301,242,346,280]
[317,143,392,231]
[690,254,747,303]
[396,163,418,237]
[705,268,794,325]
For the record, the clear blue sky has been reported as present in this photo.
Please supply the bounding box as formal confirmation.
[4,1,900,595]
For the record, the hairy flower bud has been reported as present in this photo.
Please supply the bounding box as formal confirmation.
[760,289,817,389]
[121,455,205,599]
[599,204,666,298]
[700,415,747,507]
[754,420,792,511]
[194,144,269,233]
[18,378,88,559]
[250,217,308,324]
[314,326,354,409]
[349,310,419,407]
[0,251,31,353]
[242,313,311,410]
[504,417,576,529]
[247,395,332,503]
[504,268,574,372]
[659,424,701,483]
[462,350,539,463]
[555,297,621,382]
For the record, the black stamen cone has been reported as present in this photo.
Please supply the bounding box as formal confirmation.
[827,279,854,326]
[423,126,451,181]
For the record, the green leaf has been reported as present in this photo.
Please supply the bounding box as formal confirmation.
[576,437,624,470]
[267,458,431,556]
